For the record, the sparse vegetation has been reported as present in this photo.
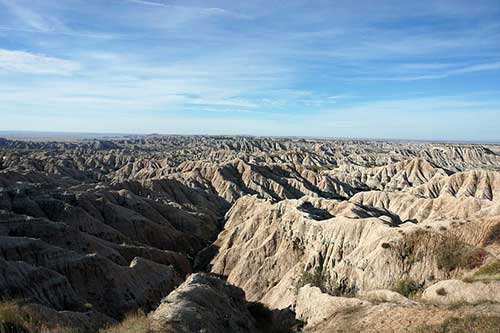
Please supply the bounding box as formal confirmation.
[414,315,500,333]
[483,223,500,246]
[397,230,488,274]
[392,278,422,298]
[0,300,73,333]
[398,229,434,266]
[99,311,150,333]
[0,301,27,333]
[297,266,363,298]
[295,267,354,297]
[295,267,329,294]
[436,238,487,271]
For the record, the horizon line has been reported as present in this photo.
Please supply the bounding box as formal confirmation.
[1,130,499,145]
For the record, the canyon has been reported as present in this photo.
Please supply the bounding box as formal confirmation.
[0,135,499,332]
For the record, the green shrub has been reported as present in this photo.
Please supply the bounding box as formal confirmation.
[392,278,421,298]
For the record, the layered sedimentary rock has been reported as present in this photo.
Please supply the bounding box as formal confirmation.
[1,135,500,332]
[209,195,495,308]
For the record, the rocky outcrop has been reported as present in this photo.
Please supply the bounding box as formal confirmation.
[422,279,500,305]
[209,195,494,309]
[296,285,370,328]
[411,169,500,201]
[296,285,500,332]
[332,157,448,192]
[0,237,182,318]
[361,289,415,305]
[0,257,84,311]
[149,273,259,333]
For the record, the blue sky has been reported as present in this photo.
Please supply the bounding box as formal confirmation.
[0,0,499,140]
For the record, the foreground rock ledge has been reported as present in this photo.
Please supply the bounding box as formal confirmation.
[149,273,259,333]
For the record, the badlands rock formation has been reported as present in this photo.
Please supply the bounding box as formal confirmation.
[0,135,499,332]
[149,273,259,333]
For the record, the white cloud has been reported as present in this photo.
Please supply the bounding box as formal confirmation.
[0,49,80,75]
[123,0,250,19]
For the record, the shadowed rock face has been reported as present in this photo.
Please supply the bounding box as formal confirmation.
[1,135,500,332]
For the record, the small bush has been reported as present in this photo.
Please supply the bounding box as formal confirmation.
[392,278,421,298]
[436,238,486,271]
[295,268,357,297]
[398,229,433,266]
[295,267,329,294]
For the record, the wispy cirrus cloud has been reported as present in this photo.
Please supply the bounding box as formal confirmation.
[0,0,499,140]
[0,25,118,39]
[0,49,80,75]
[124,0,226,14]
[123,0,252,20]
[0,0,118,39]
[0,0,61,32]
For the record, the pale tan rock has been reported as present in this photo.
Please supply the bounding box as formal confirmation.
[422,279,500,305]
[209,195,470,309]
[296,284,500,332]
[296,285,370,328]
[362,289,415,305]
